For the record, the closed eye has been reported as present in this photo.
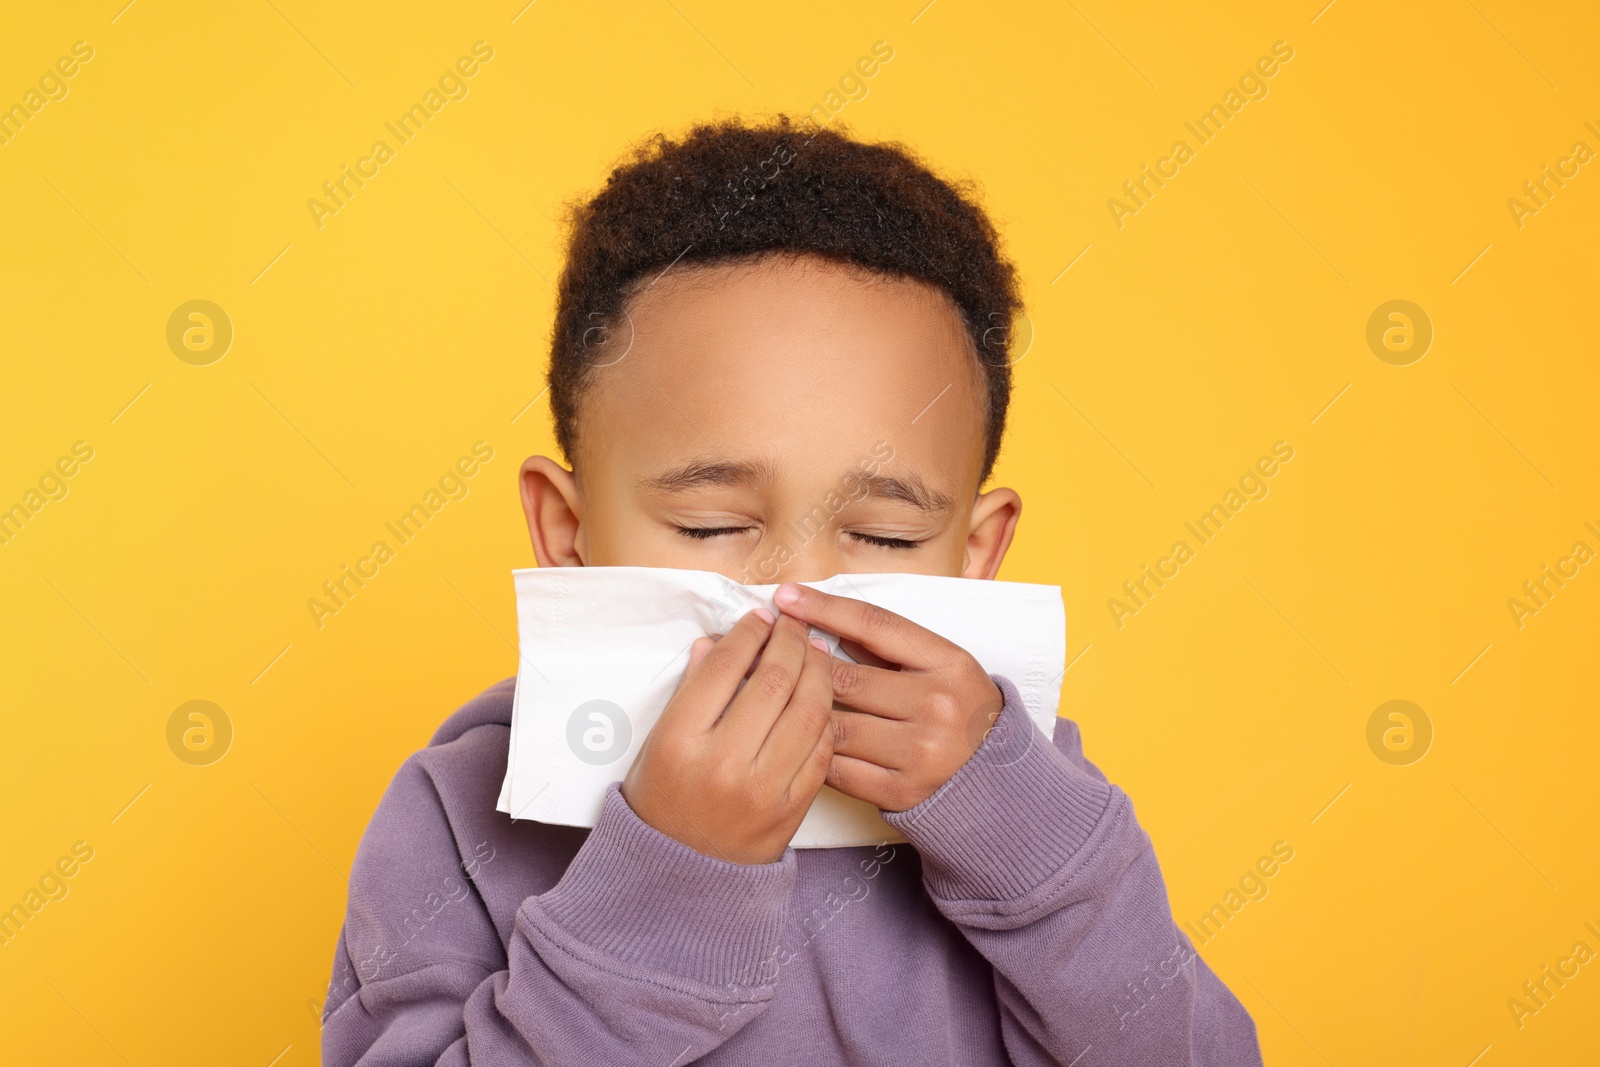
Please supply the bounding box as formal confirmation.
[849,532,922,549]
[675,525,753,540]
[674,526,921,549]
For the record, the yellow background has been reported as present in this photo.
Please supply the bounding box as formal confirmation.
[2,0,1596,1063]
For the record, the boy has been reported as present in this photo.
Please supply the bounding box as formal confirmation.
[323,117,1262,1065]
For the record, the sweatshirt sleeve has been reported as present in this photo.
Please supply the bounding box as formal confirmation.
[881,676,1262,1067]
[322,757,796,1067]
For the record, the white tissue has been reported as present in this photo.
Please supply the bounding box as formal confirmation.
[496,566,1065,848]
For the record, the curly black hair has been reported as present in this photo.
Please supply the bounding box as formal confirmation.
[548,115,1023,482]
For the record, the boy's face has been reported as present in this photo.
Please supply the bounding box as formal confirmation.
[521,255,1020,583]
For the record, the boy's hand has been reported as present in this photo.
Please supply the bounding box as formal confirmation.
[773,583,1005,813]
[621,609,835,865]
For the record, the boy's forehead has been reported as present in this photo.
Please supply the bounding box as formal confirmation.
[578,255,988,489]
[622,254,976,366]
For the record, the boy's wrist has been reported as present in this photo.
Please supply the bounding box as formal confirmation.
[882,675,1117,907]
[521,784,796,991]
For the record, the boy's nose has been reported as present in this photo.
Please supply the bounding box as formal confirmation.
[754,540,844,586]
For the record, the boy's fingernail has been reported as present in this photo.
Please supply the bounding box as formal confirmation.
[810,637,830,653]
[753,607,775,624]
[775,584,801,606]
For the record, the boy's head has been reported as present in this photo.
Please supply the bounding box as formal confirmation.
[521,116,1025,583]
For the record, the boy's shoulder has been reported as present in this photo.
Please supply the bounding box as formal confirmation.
[358,679,535,892]
[393,677,517,820]
[427,676,516,748]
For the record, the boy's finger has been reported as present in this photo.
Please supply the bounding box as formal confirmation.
[784,712,836,812]
[662,610,773,732]
[828,657,918,721]
[667,636,718,698]
[687,635,716,668]
[759,638,835,782]
[828,709,911,769]
[718,615,809,748]
[825,753,902,811]
[838,637,896,670]
[773,584,946,671]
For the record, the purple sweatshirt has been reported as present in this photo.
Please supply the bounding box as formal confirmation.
[322,675,1261,1065]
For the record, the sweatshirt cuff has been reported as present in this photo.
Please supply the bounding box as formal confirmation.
[882,675,1115,905]
[523,783,796,991]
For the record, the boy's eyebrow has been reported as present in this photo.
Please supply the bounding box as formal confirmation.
[639,460,954,513]
[852,472,954,513]
[639,458,778,494]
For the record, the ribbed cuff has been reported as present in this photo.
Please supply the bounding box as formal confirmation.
[524,784,797,990]
[882,675,1115,905]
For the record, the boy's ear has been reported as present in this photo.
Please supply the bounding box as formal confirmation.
[961,485,1020,580]
[519,455,587,567]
